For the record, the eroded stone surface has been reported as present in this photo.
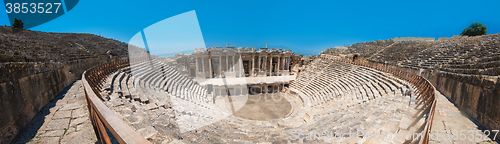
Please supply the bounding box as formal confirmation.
[15,50,499,144]
[101,58,497,144]
[429,92,495,144]
[12,80,97,144]
[51,110,72,120]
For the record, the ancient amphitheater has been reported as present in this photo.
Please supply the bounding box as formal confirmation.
[2,27,499,144]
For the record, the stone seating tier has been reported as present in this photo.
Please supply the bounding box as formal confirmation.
[96,57,420,143]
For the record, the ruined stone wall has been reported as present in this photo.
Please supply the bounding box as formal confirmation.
[400,67,500,133]
[0,58,110,143]
[392,37,435,42]
[0,26,131,143]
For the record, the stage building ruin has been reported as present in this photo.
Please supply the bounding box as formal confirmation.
[164,45,301,97]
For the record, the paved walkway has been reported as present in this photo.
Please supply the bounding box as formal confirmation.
[12,80,98,144]
[430,91,497,144]
[11,79,499,143]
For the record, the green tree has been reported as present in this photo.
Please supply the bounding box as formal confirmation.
[461,22,487,36]
[12,18,24,29]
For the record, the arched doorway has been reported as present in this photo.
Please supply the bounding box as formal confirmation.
[352,53,359,62]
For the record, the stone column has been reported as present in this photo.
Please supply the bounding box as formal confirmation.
[209,58,213,78]
[226,55,229,72]
[202,56,205,73]
[251,55,255,76]
[263,85,268,94]
[282,56,286,71]
[212,92,216,104]
[263,56,267,72]
[239,56,244,77]
[260,56,263,71]
[219,56,222,77]
[258,55,261,72]
[195,56,199,73]
[240,85,244,96]
[232,55,235,72]
[261,85,264,94]
[283,56,286,70]
[269,56,273,75]
[283,57,286,69]
[277,56,281,74]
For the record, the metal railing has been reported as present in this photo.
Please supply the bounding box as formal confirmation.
[82,59,152,144]
[320,55,437,144]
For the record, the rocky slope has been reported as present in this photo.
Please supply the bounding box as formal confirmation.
[0,26,128,63]
[0,26,130,143]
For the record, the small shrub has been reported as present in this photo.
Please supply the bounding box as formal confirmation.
[461,22,487,36]
[12,18,24,29]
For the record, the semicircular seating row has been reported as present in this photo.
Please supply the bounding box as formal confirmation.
[100,59,230,138]
[401,34,500,76]
[98,57,420,143]
[124,59,210,104]
[288,58,410,107]
[279,58,419,143]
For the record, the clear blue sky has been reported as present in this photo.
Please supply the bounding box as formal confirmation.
[1,0,499,55]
